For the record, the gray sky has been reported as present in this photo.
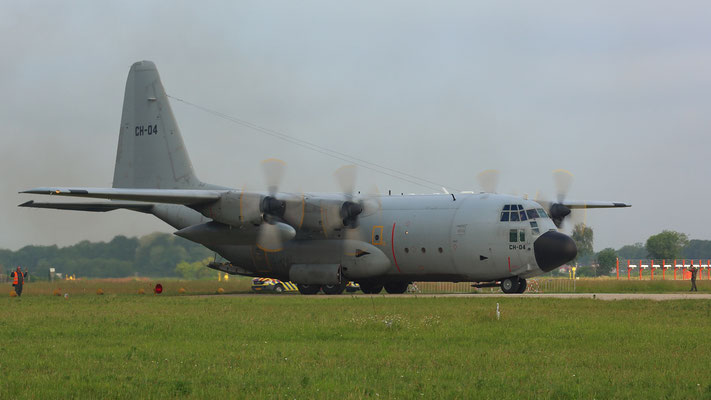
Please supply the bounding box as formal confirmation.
[2,0,710,251]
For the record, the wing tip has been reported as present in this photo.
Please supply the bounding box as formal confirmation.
[614,202,632,208]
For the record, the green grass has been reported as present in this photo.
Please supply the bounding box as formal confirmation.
[12,276,253,297]
[416,277,709,294]
[1,294,710,398]
[573,277,709,293]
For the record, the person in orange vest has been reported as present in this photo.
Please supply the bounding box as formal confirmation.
[689,266,698,292]
[11,266,27,297]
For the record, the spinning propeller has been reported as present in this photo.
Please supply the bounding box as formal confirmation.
[241,159,301,252]
[537,169,586,230]
[325,165,381,241]
[476,169,500,193]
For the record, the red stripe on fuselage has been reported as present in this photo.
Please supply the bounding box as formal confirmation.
[391,222,401,273]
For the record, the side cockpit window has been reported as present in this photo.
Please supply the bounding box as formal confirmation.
[530,221,540,235]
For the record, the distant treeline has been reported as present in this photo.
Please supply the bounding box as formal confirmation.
[616,239,711,261]
[0,233,212,279]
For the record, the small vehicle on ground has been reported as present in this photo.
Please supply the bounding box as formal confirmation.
[251,278,298,293]
[251,278,361,294]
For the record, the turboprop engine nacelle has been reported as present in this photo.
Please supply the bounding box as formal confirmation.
[193,192,247,226]
[340,241,391,279]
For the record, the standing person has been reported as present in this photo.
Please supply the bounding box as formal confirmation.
[11,266,27,297]
[690,266,698,292]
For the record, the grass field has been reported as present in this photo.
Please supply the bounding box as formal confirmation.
[10,277,254,297]
[2,292,711,398]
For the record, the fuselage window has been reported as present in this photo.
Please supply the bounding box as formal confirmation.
[421,247,426,253]
[438,247,443,253]
[509,229,518,242]
[519,230,526,242]
[503,205,511,211]
[404,248,409,253]
[500,212,510,222]
[510,211,520,221]
[526,209,539,219]
[519,210,527,221]
[537,208,548,218]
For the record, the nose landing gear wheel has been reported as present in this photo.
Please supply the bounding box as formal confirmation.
[516,279,527,293]
[501,278,521,294]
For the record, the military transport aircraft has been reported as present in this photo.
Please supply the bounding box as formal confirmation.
[19,61,630,294]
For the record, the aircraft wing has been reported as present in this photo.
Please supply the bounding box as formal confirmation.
[20,187,226,206]
[561,200,631,209]
[19,200,154,213]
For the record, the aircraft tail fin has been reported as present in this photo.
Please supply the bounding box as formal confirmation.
[113,61,203,189]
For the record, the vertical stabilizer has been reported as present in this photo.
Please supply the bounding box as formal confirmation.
[113,61,203,189]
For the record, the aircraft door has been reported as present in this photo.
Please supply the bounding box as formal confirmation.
[507,227,531,272]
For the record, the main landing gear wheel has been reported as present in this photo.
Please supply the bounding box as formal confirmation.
[359,282,383,294]
[516,279,527,294]
[383,281,409,294]
[297,284,320,295]
[274,284,284,293]
[500,278,521,294]
[322,281,347,295]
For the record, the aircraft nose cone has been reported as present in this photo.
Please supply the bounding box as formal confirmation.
[533,231,577,272]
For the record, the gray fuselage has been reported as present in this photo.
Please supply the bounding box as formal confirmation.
[153,192,559,283]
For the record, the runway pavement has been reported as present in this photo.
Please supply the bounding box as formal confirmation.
[211,292,711,300]
[325,293,711,300]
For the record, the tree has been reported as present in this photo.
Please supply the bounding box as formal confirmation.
[596,248,618,276]
[645,231,689,260]
[571,223,593,265]
[682,240,711,259]
[617,243,647,260]
[175,258,215,280]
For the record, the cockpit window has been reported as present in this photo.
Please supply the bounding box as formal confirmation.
[510,210,520,221]
[501,205,548,222]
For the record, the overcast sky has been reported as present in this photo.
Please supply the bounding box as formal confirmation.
[2,1,710,251]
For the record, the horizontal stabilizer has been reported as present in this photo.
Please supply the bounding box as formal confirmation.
[20,187,226,205]
[19,200,154,213]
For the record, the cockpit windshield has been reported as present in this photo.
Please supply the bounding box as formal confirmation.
[500,204,549,222]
